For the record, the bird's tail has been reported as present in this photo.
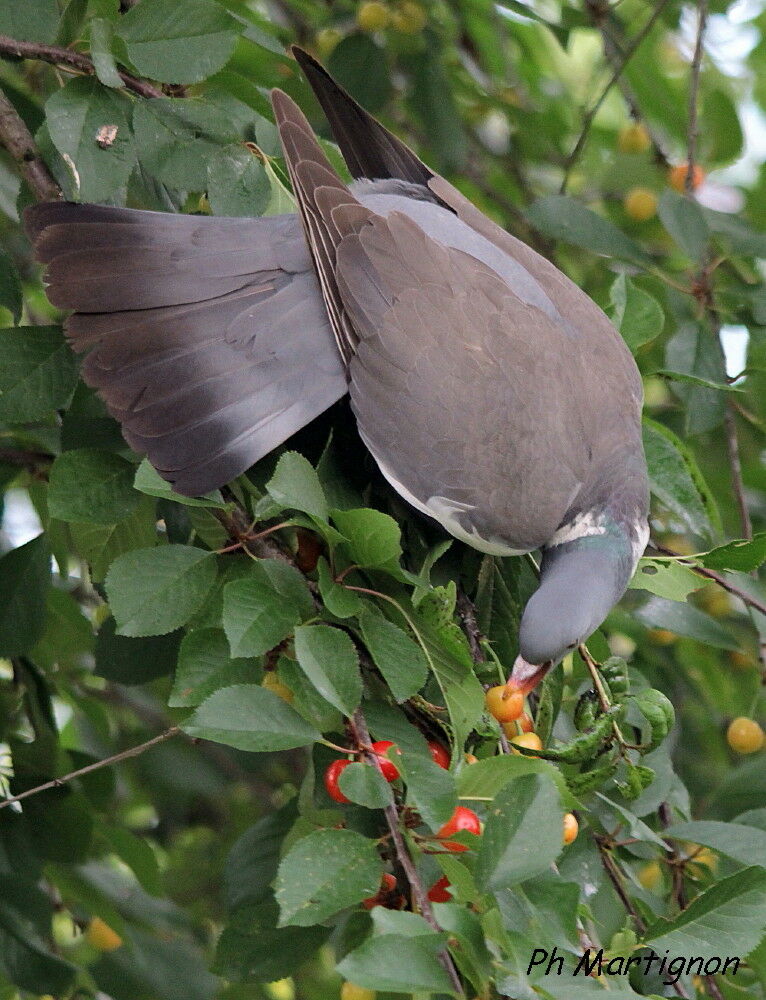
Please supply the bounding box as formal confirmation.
[24,201,346,496]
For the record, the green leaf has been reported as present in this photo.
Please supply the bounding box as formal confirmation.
[0,249,22,325]
[48,449,139,525]
[45,77,135,202]
[332,507,402,570]
[275,828,383,926]
[358,608,428,702]
[94,617,181,685]
[214,905,329,984]
[337,934,455,994]
[184,683,319,752]
[704,90,744,166]
[525,195,650,265]
[627,558,703,601]
[457,754,576,810]
[134,459,226,508]
[293,624,361,716]
[266,451,329,523]
[407,45,466,171]
[327,34,392,113]
[338,762,392,809]
[704,208,766,257]
[102,826,161,896]
[0,0,59,43]
[400,750,457,828]
[474,774,565,891]
[222,559,313,657]
[635,596,738,649]
[207,144,271,217]
[644,866,766,960]
[105,545,217,637]
[169,628,256,707]
[90,18,124,89]
[665,321,726,435]
[224,800,298,910]
[263,157,297,216]
[664,820,766,869]
[132,98,239,190]
[117,0,242,85]
[0,535,50,657]
[431,902,493,989]
[642,417,720,539]
[700,533,766,573]
[0,327,78,422]
[317,557,365,618]
[70,495,158,582]
[658,190,710,261]
[609,274,664,352]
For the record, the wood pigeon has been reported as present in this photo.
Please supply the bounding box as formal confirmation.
[24,47,649,693]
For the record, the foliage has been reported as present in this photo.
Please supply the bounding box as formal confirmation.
[0,1,765,999]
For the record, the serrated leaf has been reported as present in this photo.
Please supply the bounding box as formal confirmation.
[700,533,766,572]
[609,274,664,352]
[338,762,392,809]
[275,828,383,926]
[332,507,402,570]
[317,557,365,618]
[628,558,704,601]
[659,190,710,261]
[0,327,78,422]
[224,799,298,911]
[293,624,361,716]
[70,495,157,582]
[45,77,134,201]
[358,608,428,702]
[94,616,181,685]
[0,0,59,43]
[48,449,139,525]
[663,820,766,869]
[184,683,319,752]
[0,535,50,657]
[475,774,565,890]
[90,18,123,88]
[214,910,329,984]
[644,866,766,960]
[457,754,576,810]
[223,559,313,657]
[526,195,650,265]
[635,596,737,649]
[266,451,329,523]
[169,628,256,707]
[337,934,454,994]
[117,0,241,85]
[134,458,226,508]
[106,545,217,636]
[207,144,271,217]
[400,750,457,828]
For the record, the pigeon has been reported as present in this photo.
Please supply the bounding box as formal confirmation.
[24,47,649,693]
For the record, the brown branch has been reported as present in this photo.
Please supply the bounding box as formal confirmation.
[0,87,60,201]
[0,727,180,810]
[652,544,766,616]
[0,447,54,469]
[349,708,464,996]
[456,590,483,664]
[593,834,646,934]
[685,0,708,193]
[0,34,163,99]
[560,0,671,192]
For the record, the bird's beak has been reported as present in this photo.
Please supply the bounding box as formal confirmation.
[507,654,553,696]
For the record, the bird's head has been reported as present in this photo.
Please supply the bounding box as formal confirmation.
[508,525,642,694]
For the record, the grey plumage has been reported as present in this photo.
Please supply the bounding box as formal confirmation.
[24,47,650,683]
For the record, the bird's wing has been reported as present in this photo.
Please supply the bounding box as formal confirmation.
[24,202,346,496]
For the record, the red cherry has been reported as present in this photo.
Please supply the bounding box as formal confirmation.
[370,740,400,781]
[427,875,452,902]
[324,759,351,803]
[436,806,481,852]
[428,741,450,769]
[362,872,398,909]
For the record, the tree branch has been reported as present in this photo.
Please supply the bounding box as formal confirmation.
[560,0,671,192]
[348,708,464,996]
[0,87,60,201]
[652,544,766,616]
[0,34,163,99]
[685,0,708,193]
[0,727,180,810]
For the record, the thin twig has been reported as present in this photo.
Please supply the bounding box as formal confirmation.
[593,834,646,934]
[0,447,54,469]
[456,590,484,664]
[560,0,671,192]
[652,545,766,615]
[348,708,464,996]
[685,0,708,194]
[0,87,60,201]
[0,34,162,99]
[0,727,180,810]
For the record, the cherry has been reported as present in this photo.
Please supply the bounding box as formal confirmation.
[510,732,543,756]
[436,806,481,852]
[428,741,450,769]
[362,872,398,909]
[517,712,535,734]
[485,685,524,723]
[324,759,351,803]
[563,812,579,845]
[370,740,400,781]
[427,875,452,902]
[727,717,764,754]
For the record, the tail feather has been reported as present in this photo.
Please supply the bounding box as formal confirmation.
[24,202,346,496]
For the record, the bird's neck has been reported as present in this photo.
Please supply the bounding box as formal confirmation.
[545,508,648,582]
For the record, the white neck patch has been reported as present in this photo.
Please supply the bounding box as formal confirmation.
[549,510,650,571]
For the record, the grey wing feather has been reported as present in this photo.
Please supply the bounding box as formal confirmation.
[24,202,346,496]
